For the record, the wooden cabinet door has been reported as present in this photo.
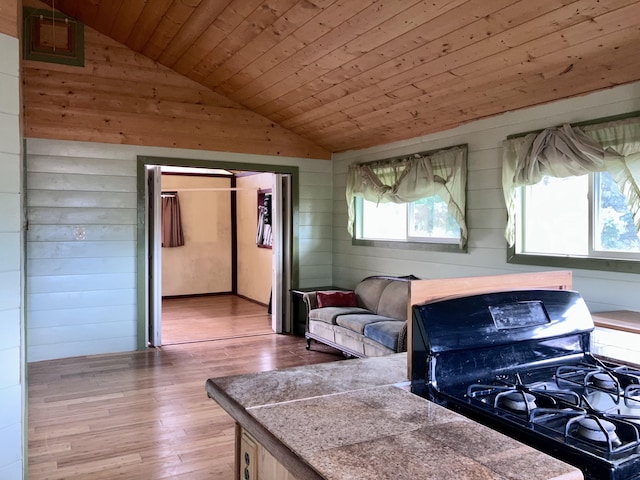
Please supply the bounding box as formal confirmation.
[238,428,299,480]
[239,430,258,480]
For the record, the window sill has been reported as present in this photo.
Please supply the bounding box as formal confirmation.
[352,238,466,253]
[507,249,640,274]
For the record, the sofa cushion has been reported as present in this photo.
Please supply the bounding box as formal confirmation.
[377,281,410,321]
[316,290,357,308]
[335,313,396,334]
[308,306,370,325]
[363,320,405,351]
[354,277,393,313]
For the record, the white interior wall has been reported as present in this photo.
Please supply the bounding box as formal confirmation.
[0,31,24,480]
[25,138,332,361]
[236,173,274,305]
[332,81,640,315]
[161,175,232,296]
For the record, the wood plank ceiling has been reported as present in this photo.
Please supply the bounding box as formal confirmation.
[40,0,640,153]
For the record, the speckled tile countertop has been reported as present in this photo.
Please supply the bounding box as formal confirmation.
[206,353,583,480]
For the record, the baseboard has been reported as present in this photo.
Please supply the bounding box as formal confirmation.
[162,291,269,309]
[162,291,233,299]
[236,294,269,308]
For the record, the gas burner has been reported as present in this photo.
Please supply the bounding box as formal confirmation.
[570,417,622,448]
[556,365,623,394]
[497,391,537,412]
[589,372,618,390]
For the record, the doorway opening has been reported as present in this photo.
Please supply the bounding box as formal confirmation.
[136,156,298,350]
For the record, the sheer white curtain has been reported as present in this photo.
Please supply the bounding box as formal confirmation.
[502,117,640,245]
[346,145,468,248]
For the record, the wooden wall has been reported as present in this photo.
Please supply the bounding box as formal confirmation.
[0,3,25,476]
[0,0,18,37]
[26,146,138,361]
[24,137,333,361]
[161,175,232,297]
[333,81,640,316]
[21,0,331,160]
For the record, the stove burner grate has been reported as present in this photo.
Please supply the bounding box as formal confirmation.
[565,414,640,453]
[570,416,622,448]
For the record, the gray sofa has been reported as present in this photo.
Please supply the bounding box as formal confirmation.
[303,276,414,357]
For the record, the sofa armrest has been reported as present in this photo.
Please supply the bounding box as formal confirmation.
[302,291,318,315]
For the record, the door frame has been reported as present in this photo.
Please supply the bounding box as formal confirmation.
[135,156,300,350]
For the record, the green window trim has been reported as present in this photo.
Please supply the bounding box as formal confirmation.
[507,246,640,275]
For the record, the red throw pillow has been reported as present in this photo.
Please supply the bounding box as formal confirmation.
[316,291,358,308]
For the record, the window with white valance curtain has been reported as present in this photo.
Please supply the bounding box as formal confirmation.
[346,144,468,248]
[502,115,640,270]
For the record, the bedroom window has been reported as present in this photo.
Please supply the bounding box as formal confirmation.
[503,115,640,273]
[346,144,468,251]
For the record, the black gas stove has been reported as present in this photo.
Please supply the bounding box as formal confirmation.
[411,289,640,480]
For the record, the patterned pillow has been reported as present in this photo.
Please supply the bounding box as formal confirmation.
[316,291,358,308]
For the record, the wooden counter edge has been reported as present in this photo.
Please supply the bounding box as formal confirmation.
[591,310,640,335]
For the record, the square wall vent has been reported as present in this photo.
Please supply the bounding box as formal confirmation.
[23,7,84,67]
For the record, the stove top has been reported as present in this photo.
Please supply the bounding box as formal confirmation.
[411,289,640,480]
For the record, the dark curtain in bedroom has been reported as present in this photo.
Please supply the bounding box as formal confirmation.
[162,193,185,248]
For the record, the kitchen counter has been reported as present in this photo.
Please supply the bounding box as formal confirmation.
[206,353,583,480]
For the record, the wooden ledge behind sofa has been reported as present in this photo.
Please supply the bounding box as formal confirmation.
[591,310,640,335]
[406,270,573,379]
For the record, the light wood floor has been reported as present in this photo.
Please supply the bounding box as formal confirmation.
[162,294,274,345]
[28,296,343,480]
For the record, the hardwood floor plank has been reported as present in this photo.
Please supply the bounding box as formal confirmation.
[162,294,274,344]
[28,296,343,479]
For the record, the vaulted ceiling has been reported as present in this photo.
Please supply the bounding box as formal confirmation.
[40,0,640,153]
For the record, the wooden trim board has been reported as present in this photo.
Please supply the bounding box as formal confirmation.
[591,310,640,335]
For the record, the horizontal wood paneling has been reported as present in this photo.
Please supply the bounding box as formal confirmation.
[0,0,18,38]
[26,143,139,362]
[24,135,335,361]
[28,273,136,294]
[28,289,136,311]
[332,82,640,322]
[22,4,330,159]
[27,240,135,259]
[28,305,137,328]
[28,337,139,363]
[27,224,135,242]
[37,0,640,154]
[27,154,136,175]
[27,191,137,209]
[0,233,20,271]
[28,257,135,276]
[27,208,137,226]
[0,26,23,480]
[28,172,137,192]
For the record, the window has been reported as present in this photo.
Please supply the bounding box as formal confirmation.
[518,172,640,260]
[346,144,468,250]
[503,116,640,273]
[356,196,460,244]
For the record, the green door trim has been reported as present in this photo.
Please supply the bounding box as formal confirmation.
[135,156,300,350]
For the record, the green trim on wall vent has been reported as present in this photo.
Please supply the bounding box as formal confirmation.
[23,7,84,67]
